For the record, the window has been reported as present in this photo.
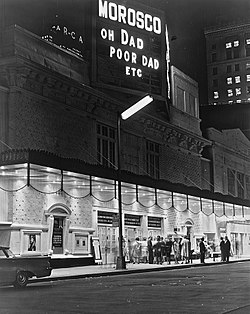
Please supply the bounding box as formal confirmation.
[227,168,235,196]
[226,42,232,48]
[236,99,242,103]
[237,172,245,199]
[212,79,218,87]
[247,74,250,81]
[213,91,219,99]
[188,94,197,116]
[246,47,250,57]
[246,175,250,199]
[226,50,232,60]
[246,62,250,69]
[228,100,233,104]
[227,77,232,84]
[247,86,250,94]
[233,40,239,47]
[211,43,216,50]
[212,53,217,62]
[235,64,240,71]
[235,88,241,95]
[246,39,250,45]
[97,123,116,168]
[227,89,233,97]
[212,67,218,75]
[233,48,240,58]
[235,76,241,83]
[177,87,185,111]
[226,65,232,73]
[146,140,160,179]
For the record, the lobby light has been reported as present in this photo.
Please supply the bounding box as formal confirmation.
[121,95,153,120]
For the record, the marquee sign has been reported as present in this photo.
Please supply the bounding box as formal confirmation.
[92,0,169,96]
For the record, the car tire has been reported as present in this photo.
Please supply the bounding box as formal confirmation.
[14,271,29,288]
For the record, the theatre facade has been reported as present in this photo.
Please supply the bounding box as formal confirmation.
[0,0,250,264]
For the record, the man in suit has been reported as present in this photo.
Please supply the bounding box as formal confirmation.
[199,237,206,263]
[224,236,231,262]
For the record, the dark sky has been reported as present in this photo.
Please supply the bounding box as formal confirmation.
[139,0,250,103]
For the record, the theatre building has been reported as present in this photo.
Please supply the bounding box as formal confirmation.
[0,0,250,264]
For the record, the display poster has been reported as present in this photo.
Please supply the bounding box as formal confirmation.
[91,236,102,263]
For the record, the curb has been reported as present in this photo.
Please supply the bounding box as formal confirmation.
[30,258,250,284]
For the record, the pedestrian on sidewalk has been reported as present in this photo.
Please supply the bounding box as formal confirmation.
[147,236,154,264]
[173,238,179,264]
[181,236,190,264]
[165,237,173,264]
[199,237,206,264]
[224,236,231,263]
[153,236,162,264]
[220,237,226,261]
[131,237,141,264]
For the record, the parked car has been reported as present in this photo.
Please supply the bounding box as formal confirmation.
[0,246,52,288]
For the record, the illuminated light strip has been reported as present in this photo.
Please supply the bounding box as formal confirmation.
[121,95,153,120]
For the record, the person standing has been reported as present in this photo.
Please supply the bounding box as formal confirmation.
[181,236,189,264]
[220,237,225,261]
[147,236,154,264]
[165,237,173,264]
[199,237,206,264]
[173,239,179,264]
[224,236,231,263]
[153,236,162,264]
[131,237,141,264]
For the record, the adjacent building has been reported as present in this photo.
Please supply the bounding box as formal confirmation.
[205,22,250,105]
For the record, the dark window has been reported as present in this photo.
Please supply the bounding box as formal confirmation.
[233,48,240,59]
[212,79,218,88]
[177,87,185,111]
[146,140,160,179]
[211,43,216,50]
[97,123,116,168]
[237,172,245,199]
[227,168,235,196]
[234,64,240,71]
[246,47,250,57]
[227,65,232,73]
[212,53,217,62]
[226,50,232,60]
[212,67,218,75]
[247,86,250,94]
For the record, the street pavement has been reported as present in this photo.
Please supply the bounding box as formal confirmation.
[31,255,250,283]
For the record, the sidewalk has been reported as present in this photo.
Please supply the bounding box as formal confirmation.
[31,255,250,284]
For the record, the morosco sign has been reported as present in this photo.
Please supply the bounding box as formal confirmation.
[96,0,166,88]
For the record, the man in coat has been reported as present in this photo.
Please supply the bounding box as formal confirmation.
[224,236,231,262]
[199,237,206,263]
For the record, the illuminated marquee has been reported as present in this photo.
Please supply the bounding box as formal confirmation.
[94,0,167,95]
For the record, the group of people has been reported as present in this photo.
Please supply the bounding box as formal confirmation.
[130,234,232,265]
[130,235,194,265]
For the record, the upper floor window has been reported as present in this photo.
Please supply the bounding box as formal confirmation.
[97,123,116,168]
[235,87,241,95]
[212,79,218,87]
[236,99,242,103]
[226,50,232,60]
[213,91,219,99]
[227,168,235,196]
[226,42,232,48]
[227,77,232,85]
[246,38,250,45]
[211,53,217,62]
[226,65,232,73]
[237,172,245,199]
[212,67,218,75]
[146,141,160,179]
[227,89,233,97]
[235,76,241,83]
[211,43,216,50]
[235,64,240,71]
[247,74,250,82]
[233,40,239,47]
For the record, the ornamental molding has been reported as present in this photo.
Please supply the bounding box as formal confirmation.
[138,117,207,155]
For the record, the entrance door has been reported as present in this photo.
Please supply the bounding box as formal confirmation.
[98,226,118,264]
[52,217,64,254]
